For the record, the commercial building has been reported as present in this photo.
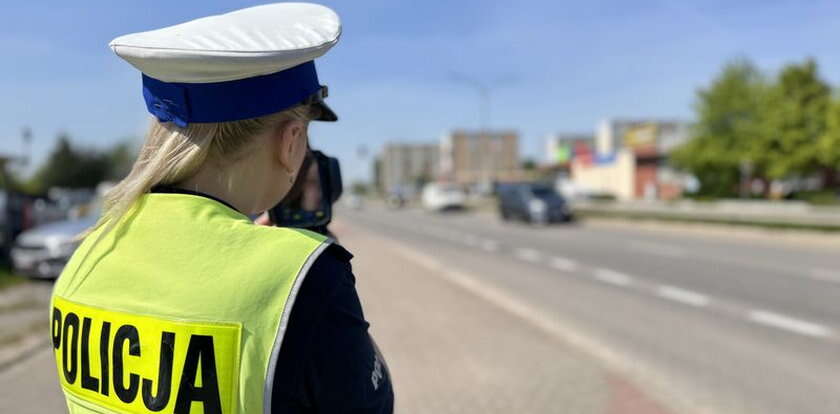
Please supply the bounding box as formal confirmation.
[440,130,520,189]
[544,133,594,165]
[595,119,689,156]
[379,142,439,196]
[571,119,691,200]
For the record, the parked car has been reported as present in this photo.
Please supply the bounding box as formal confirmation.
[497,183,573,224]
[10,214,97,279]
[421,183,466,212]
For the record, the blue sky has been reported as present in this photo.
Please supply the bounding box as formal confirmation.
[4,0,840,182]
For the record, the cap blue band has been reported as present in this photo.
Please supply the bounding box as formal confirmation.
[142,61,321,127]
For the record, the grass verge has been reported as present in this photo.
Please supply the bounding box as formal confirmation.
[0,265,26,291]
[573,208,840,233]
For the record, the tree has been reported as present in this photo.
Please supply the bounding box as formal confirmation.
[758,59,830,180]
[350,181,369,196]
[105,140,137,181]
[671,59,769,197]
[521,158,537,171]
[817,98,840,189]
[26,134,137,193]
[372,157,383,193]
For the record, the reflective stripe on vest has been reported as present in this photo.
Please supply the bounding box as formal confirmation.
[50,193,330,414]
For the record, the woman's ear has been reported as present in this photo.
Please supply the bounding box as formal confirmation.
[275,119,306,174]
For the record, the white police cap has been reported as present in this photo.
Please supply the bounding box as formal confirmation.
[109,3,341,126]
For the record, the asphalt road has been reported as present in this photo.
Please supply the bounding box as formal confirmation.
[2,217,671,414]
[3,204,838,413]
[338,204,840,414]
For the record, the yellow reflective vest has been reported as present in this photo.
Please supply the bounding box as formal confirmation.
[50,193,330,414]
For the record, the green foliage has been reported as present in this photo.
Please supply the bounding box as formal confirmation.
[105,141,136,181]
[372,157,383,192]
[672,58,834,197]
[0,164,23,191]
[521,158,537,170]
[790,190,840,205]
[758,59,830,179]
[412,173,431,191]
[818,97,840,171]
[26,133,137,194]
[0,267,25,291]
[350,181,370,196]
[671,59,767,197]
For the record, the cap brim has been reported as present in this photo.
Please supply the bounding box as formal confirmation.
[314,100,338,122]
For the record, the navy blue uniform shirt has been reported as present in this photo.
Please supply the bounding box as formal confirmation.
[272,243,394,413]
[150,187,394,414]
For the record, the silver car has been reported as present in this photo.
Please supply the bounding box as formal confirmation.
[10,215,97,279]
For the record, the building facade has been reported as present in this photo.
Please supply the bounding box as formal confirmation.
[544,133,594,165]
[595,119,689,156]
[440,130,520,188]
[571,119,691,200]
[379,142,440,196]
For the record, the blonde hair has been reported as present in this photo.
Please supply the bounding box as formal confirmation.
[86,104,319,239]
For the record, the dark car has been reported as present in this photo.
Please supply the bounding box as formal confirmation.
[497,183,572,224]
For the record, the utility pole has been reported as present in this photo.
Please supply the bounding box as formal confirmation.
[450,72,494,192]
[21,127,32,168]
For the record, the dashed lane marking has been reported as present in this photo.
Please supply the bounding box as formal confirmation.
[593,268,633,286]
[345,216,838,345]
[481,240,499,252]
[386,240,705,414]
[810,268,840,284]
[655,285,710,307]
[514,248,542,263]
[549,256,579,272]
[747,310,833,338]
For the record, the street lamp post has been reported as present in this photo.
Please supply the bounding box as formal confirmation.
[21,127,32,168]
[449,72,494,191]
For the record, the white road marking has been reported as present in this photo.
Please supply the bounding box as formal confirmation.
[514,248,542,263]
[748,310,832,338]
[593,268,632,286]
[386,240,707,414]
[810,268,840,284]
[480,240,499,252]
[549,256,579,272]
[656,285,710,307]
[629,241,687,258]
[362,218,838,345]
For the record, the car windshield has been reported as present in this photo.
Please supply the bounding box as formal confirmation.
[530,187,555,197]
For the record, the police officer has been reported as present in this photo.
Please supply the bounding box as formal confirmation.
[50,4,393,413]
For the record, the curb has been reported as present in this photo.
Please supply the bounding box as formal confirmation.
[572,208,840,232]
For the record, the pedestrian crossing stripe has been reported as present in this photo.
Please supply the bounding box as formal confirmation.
[51,296,241,414]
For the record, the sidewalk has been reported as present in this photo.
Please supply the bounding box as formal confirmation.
[0,280,62,413]
[0,347,64,414]
[333,220,673,414]
[0,281,52,372]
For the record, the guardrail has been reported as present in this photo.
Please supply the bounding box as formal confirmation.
[570,200,840,231]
